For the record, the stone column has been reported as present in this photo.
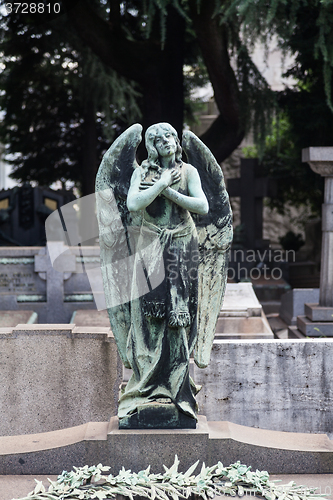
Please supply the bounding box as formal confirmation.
[302,147,333,307]
[0,145,5,190]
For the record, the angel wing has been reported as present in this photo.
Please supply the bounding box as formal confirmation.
[182,130,233,368]
[95,124,142,368]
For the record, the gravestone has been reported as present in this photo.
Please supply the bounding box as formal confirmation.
[0,248,46,311]
[0,245,100,323]
[279,288,320,325]
[35,243,76,323]
[216,282,273,339]
[221,282,262,316]
[227,160,288,310]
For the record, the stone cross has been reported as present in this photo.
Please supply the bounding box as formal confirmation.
[227,158,276,249]
[302,148,333,308]
[35,242,76,323]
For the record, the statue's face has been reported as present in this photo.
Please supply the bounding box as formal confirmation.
[154,129,177,158]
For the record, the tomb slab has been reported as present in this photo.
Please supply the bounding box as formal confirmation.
[0,311,37,327]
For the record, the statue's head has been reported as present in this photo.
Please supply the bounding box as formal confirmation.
[144,123,182,170]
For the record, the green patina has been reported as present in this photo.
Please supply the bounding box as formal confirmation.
[64,294,94,302]
[13,458,325,500]
[17,295,46,302]
[0,257,34,265]
[75,257,100,263]
[96,123,233,429]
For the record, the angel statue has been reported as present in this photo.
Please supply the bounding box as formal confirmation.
[96,123,232,429]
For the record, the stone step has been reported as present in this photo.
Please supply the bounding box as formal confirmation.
[287,325,306,338]
[261,300,281,315]
[304,303,333,322]
[1,417,333,477]
[297,315,333,336]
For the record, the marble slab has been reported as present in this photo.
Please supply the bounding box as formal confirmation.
[0,310,37,327]
[221,282,262,317]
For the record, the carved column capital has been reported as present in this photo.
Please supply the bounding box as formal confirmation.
[302,147,333,176]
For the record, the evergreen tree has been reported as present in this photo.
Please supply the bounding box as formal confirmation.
[258,1,333,214]
[1,0,333,207]
[60,0,274,162]
[0,5,141,195]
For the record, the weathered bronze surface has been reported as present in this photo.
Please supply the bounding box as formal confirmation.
[96,123,232,428]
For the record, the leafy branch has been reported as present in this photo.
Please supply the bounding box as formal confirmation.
[13,457,326,500]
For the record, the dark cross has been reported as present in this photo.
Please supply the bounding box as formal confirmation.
[227,158,277,249]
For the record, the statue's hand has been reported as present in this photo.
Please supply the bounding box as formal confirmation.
[140,180,154,190]
[170,168,181,185]
[160,168,180,188]
[139,175,159,190]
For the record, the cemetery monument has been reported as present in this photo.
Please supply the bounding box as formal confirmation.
[95,123,233,429]
[294,147,333,336]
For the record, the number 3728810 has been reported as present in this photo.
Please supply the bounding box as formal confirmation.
[5,3,61,14]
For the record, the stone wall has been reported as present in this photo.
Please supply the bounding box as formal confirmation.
[0,325,122,436]
[194,338,333,436]
[1,328,332,438]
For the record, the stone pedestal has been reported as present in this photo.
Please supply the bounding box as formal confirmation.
[0,245,101,323]
[297,314,333,336]
[305,303,333,321]
[1,414,333,475]
[119,403,196,429]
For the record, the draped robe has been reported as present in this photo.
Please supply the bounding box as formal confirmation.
[118,162,199,420]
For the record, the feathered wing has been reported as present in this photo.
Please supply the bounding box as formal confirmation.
[182,130,233,369]
[95,124,143,368]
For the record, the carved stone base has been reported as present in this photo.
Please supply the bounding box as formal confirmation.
[118,402,197,429]
[304,303,333,322]
[297,315,333,336]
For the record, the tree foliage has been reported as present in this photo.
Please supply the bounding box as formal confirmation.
[1,0,333,206]
[0,0,275,194]
[259,1,333,214]
[0,5,141,195]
